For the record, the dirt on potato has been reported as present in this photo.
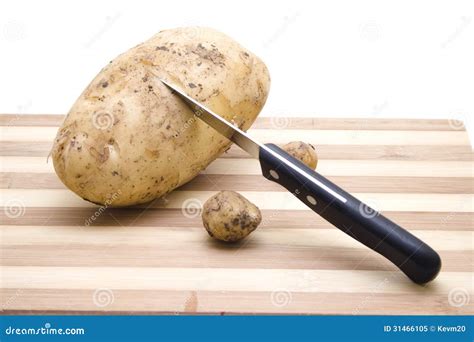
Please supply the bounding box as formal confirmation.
[281,141,318,169]
[201,190,262,242]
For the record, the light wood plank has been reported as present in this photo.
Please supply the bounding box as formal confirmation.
[2,226,471,251]
[2,156,473,178]
[0,114,466,131]
[2,142,472,161]
[1,189,473,212]
[1,227,470,272]
[0,114,65,127]
[3,173,472,194]
[2,266,472,294]
[1,126,470,145]
[1,114,472,315]
[2,246,468,272]
[2,289,471,315]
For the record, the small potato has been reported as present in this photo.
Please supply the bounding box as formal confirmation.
[202,191,262,242]
[281,141,318,169]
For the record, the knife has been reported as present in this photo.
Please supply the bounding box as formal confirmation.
[160,79,442,284]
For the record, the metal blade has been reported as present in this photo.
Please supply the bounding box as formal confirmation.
[160,79,263,159]
[161,79,347,203]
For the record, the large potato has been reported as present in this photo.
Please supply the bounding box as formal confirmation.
[52,27,270,206]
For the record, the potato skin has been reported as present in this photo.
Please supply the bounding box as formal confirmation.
[52,27,270,206]
[281,141,318,169]
[202,191,262,242]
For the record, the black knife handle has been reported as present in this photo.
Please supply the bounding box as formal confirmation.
[259,143,441,284]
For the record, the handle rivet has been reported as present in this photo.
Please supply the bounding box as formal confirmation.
[306,195,317,206]
[269,169,279,180]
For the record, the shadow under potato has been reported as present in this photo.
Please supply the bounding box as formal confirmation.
[203,234,258,250]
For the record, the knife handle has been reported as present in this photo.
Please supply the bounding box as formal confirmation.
[259,143,441,284]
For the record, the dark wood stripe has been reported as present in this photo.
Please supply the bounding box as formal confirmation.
[0,142,54,157]
[0,114,65,127]
[1,208,471,230]
[1,289,470,314]
[0,114,466,131]
[1,172,472,194]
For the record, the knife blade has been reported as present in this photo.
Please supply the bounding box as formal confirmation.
[160,79,441,284]
[160,79,346,203]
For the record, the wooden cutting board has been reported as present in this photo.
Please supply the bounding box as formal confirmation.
[1,114,473,315]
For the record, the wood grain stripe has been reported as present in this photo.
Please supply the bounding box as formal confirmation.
[1,114,472,315]
[221,144,474,161]
[2,226,470,251]
[1,126,470,145]
[0,114,466,131]
[1,227,470,271]
[1,209,470,230]
[2,247,468,272]
[2,189,471,212]
[2,289,472,315]
[2,173,471,194]
[203,159,474,177]
[2,266,472,294]
[2,156,472,178]
[2,142,472,161]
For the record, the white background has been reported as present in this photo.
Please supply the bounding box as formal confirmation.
[1,0,473,137]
